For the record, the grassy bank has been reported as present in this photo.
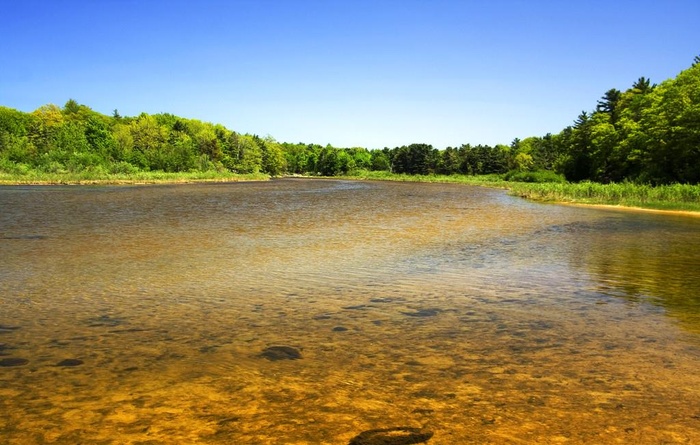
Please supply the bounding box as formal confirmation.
[0,170,269,185]
[344,170,700,213]
[344,169,508,185]
[508,181,700,213]
[2,168,698,214]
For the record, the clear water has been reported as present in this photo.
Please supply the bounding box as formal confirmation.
[1,179,699,444]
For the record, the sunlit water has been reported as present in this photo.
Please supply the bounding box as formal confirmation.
[1,179,700,444]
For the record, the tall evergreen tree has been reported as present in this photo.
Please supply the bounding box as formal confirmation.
[596,88,622,123]
[632,77,654,94]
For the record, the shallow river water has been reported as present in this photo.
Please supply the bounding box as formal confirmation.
[1,178,700,444]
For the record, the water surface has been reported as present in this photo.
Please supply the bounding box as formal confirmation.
[1,179,700,444]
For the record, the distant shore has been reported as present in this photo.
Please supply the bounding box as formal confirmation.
[341,171,700,216]
[0,171,269,185]
[552,201,700,218]
[1,171,698,216]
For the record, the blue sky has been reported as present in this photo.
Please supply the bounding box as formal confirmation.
[1,0,698,149]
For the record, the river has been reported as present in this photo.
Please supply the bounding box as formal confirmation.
[1,178,699,444]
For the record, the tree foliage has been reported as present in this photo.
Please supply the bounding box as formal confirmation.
[1,59,699,184]
[547,61,699,184]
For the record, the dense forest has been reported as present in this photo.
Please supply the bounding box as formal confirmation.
[1,59,698,184]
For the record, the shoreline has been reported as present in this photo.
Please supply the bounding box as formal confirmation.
[343,175,700,217]
[0,178,258,186]
[1,174,698,217]
[0,174,270,186]
[552,201,700,218]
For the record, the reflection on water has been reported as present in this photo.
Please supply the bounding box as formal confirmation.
[572,217,700,330]
[1,179,700,444]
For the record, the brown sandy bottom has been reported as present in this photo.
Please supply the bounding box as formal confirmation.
[3,180,700,444]
[555,201,700,218]
[2,287,700,445]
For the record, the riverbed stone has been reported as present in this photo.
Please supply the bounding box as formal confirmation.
[0,357,29,367]
[0,234,47,240]
[56,359,84,367]
[0,343,15,356]
[348,427,434,445]
[85,314,124,327]
[260,346,302,361]
[0,325,21,334]
[401,309,441,317]
[343,304,368,310]
[370,298,394,303]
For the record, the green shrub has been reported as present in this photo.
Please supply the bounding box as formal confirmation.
[66,151,106,172]
[0,158,30,175]
[108,161,139,175]
[504,169,566,183]
[508,181,700,211]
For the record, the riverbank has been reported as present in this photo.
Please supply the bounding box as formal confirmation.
[0,170,269,185]
[1,169,698,215]
[343,170,700,215]
[555,202,700,218]
[506,181,700,214]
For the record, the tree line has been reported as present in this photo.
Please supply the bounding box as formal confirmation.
[1,58,698,184]
[0,103,289,176]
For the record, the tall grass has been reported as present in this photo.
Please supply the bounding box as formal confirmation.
[344,171,700,213]
[0,168,269,185]
[508,181,700,212]
[344,169,508,185]
[3,165,698,213]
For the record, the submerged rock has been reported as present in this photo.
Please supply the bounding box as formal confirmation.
[0,357,29,367]
[348,427,434,445]
[260,346,302,361]
[0,325,21,334]
[370,298,394,303]
[401,309,441,317]
[0,234,47,240]
[56,359,84,367]
[85,314,124,327]
[343,305,369,310]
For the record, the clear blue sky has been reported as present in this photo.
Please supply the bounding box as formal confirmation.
[1,0,698,149]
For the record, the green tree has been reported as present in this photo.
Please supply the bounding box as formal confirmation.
[559,112,593,181]
[347,147,372,171]
[0,106,31,136]
[588,112,620,182]
[167,130,197,171]
[282,142,312,174]
[29,104,64,155]
[369,149,390,171]
[317,144,341,176]
[632,77,654,94]
[529,133,563,171]
[336,149,354,174]
[85,116,115,156]
[128,114,168,170]
[0,107,35,165]
[111,123,134,163]
[596,88,622,124]
[438,147,461,174]
[259,135,286,175]
[226,133,262,173]
[391,143,435,175]
[63,99,81,115]
[639,63,700,183]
